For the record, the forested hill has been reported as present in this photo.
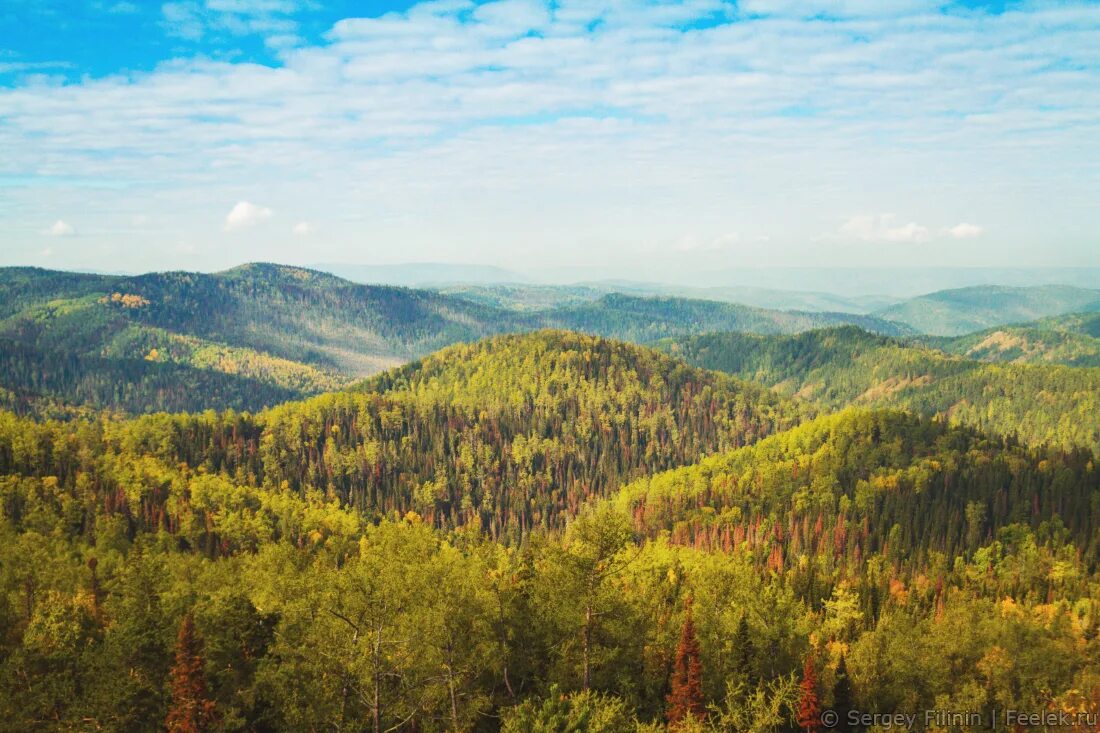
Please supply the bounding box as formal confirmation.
[0,264,530,415]
[873,284,1100,336]
[0,265,907,415]
[549,293,911,340]
[1,263,524,375]
[926,311,1100,367]
[613,408,1100,566]
[3,332,1100,730]
[657,327,1100,453]
[0,331,795,542]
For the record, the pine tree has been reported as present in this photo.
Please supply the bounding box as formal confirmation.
[166,613,217,733]
[833,654,853,732]
[797,653,822,733]
[666,598,706,726]
[732,614,756,689]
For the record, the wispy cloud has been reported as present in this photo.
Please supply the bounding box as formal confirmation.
[839,214,931,243]
[161,0,303,43]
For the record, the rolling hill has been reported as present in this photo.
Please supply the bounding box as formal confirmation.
[2,329,1099,731]
[550,293,911,341]
[926,311,1100,367]
[0,265,910,415]
[657,326,1100,453]
[874,284,1100,336]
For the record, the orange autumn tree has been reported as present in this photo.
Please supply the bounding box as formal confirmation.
[166,613,217,733]
[797,653,822,733]
[667,598,706,726]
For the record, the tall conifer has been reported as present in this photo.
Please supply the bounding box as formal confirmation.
[667,598,706,725]
[166,614,217,733]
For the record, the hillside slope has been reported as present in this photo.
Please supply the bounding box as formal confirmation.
[613,408,1100,562]
[0,264,531,413]
[658,327,1100,452]
[0,266,910,415]
[550,293,911,340]
[0,331,795,540]
[927,311,1100,367]
[875,284,1100,336]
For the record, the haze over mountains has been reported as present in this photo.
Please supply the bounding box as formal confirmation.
[312,262,1100,297]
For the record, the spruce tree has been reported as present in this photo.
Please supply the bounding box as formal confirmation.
[833,654,854,732]
[732,614,757,689]
[797,653,822,733]
[666,599,706,726]
[165,614,217,733]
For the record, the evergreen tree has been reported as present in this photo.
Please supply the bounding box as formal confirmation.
[667,598,706,726]
[166,614,217,733]
[797,654,822,733]
[833,654,853,733]
[732,614,757,689]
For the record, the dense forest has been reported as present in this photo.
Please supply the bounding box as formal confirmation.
[658,327,1100,453]
[3,328,1100,732]
[0,266,908,416]
[926,312,1100,367]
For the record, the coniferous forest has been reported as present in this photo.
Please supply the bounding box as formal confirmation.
[4,287,1100,731]
[5,1,1098,728]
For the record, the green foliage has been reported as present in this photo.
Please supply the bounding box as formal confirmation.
[927,311,1100,367]
[501,687,657,733]
[2,328,1100,731]
[658,327,1100,453]
[0,266,909,415]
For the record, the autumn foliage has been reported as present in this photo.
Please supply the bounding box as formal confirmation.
[166,614,217,733]
[797,653,822,733]
[667,598,706,726]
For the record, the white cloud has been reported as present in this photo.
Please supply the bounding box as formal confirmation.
[292,221,312,235]
[839,214,930,243]
[224,201,272,231]
[946,222,984,239]
[43,220,75,237]
[0,1,1096,269]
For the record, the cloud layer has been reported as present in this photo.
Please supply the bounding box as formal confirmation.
[1,0,1097,274]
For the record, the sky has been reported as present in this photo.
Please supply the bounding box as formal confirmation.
[1,0,1098,280]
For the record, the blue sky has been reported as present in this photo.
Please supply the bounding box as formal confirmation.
[1,0,1098,279]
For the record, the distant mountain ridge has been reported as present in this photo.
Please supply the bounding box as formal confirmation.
[0,263,911,415]
[872,284,1100,336]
